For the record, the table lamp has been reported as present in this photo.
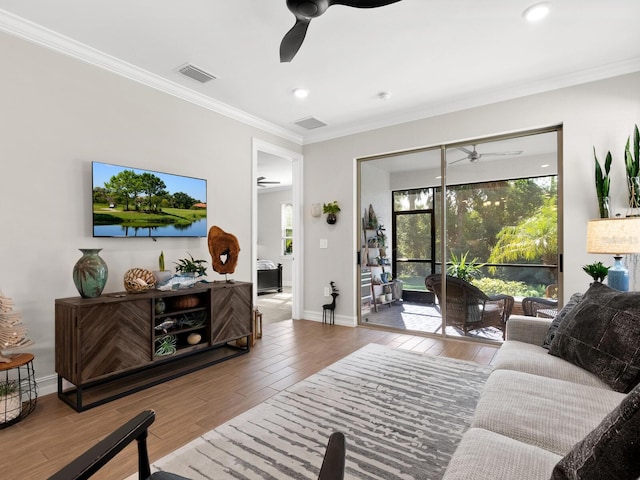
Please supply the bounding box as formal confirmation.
[586,217,640,291]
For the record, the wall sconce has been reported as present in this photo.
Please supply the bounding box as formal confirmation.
[587,217,640,291]
[311,203,322,217]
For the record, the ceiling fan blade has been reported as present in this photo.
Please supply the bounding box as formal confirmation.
[480,151,524,157]
[330,0,402,8]
[280,18,311,62]
[449,156,470,164]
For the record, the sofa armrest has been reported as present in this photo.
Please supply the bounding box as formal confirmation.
[505,315,552,345]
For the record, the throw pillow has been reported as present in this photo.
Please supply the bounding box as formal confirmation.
[548,282,640,393]
[550,382,640,480]
[542,292,583,349]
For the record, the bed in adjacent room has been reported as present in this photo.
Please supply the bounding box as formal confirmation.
[257,260,283,294]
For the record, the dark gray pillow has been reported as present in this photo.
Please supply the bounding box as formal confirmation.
[548,282,640,393]
[542,292,583,349]
[550,382,640,480]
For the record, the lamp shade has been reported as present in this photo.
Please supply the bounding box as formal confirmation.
[586,218,640,254]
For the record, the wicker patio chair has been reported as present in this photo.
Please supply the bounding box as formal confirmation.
[522,296,558,318]
[425,274,514,339]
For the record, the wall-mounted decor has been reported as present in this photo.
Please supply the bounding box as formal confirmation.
[311,203,322,217]
[92,161,207,238]
[322,201,341,224]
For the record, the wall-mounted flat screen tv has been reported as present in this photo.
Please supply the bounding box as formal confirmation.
[92,161,207,238]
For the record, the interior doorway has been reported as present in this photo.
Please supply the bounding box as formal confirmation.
[252,139,303,321]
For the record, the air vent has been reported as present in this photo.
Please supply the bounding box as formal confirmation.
[177,64,217,84]
[294,117,327,130]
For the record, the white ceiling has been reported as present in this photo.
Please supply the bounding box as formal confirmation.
[1,1,639,146]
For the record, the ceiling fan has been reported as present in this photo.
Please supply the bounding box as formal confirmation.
[280,0,402,62]
[450,145,524,164]
[257,176,281,187]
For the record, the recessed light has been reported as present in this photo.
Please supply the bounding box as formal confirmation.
[541,164,550,168]
[378,91,392,101]
[523,2,550,22]
[292,88,309,99]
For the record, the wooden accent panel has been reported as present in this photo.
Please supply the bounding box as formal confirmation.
[78,300,152,383]
[211,283,252,345]
[55,303,78,383]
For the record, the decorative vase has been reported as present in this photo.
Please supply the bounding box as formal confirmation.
[628,176,640,217]
[73,249,108,298]
[327,213,337,224]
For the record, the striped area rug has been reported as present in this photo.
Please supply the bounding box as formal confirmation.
[149,343,491,480]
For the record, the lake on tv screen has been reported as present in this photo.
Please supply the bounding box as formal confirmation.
[94,218,207,237]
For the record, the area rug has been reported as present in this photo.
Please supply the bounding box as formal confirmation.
[148,343,491,479]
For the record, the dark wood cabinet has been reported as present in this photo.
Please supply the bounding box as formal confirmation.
[55,281,252,411]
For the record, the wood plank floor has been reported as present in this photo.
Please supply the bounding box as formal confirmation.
[0,320,499,480]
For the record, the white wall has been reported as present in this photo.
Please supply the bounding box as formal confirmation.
[257,188,293,285]
[302,72,640,324]
[0,31,300,394]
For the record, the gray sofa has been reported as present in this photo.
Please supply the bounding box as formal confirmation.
[442,314,627,480]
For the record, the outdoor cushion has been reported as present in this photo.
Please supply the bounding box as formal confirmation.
[549,282,640,393]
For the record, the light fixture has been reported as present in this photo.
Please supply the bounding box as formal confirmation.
[523,2,551,22]
[292,88,309,99]
[378,91,392,101]
[586,218,640,291]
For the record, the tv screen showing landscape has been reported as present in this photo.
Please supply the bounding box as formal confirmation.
[92,161,207,238]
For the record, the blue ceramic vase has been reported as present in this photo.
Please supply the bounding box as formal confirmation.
[73,248,108,298]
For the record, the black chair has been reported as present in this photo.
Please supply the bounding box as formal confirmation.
[425,274,514,339]
[48,410,346,480]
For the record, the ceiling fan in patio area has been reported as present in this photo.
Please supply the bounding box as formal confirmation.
[450,145,524,164]
[280,0,403,62]
[257,176,281,187]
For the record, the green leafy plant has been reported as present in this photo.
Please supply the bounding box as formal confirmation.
[158,251,165,271]
[0,381,17,397]
[625,124,640,210]
[594,147,612,218]
[174,253,207,276]
[447,251,485,282]
[322,201,341,215]
[582,261,609,283]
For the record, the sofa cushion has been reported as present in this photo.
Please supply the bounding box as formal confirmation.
[550,382,640,480]
[471,370,625,455]
[542,292,583,349]
[442,428,561,480]
[548,282,640,393]
[492,341,610,389]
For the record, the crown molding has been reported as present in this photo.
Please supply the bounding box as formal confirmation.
[0,9,303,145]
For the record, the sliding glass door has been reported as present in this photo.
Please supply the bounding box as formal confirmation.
[358,128,561,342]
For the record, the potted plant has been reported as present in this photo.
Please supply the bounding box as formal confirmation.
[153,251,172,284]
[447,251,485,282]
[323,201,341,224]
[583,261,609,283]
[594,147,612,218]
[0,381,20,424]
[625,124,640,214]
[174,253,208,277]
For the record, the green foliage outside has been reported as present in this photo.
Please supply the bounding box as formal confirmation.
[472,277,544,297]
[393,176,558,296]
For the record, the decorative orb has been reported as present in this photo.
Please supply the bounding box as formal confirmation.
[123,268,156,293]
[187,333,201,345]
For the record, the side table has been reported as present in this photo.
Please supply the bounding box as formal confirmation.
[0,353,38,428]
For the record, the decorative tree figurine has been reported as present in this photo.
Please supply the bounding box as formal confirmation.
[0,291,34,363]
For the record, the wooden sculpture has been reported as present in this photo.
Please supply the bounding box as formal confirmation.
[0,291,34,363]
[207,225,241,276]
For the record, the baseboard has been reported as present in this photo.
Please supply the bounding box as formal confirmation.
[35,373,58,397]
[301,310,357,327]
